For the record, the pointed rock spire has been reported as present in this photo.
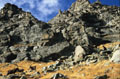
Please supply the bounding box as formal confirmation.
[70,0,91,11]
[95,0,102,4]
[58,9,62,15]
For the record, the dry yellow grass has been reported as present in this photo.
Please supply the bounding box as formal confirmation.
[0,60,120,79]
[97,42,120,50]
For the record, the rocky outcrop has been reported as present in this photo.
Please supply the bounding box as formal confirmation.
[0,3,72,63]
[49,0,120,46]
[48,0,120,62]
[0,0,120,63]
[111,49,120,63]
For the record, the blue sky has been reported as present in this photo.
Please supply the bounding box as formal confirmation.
[90,0,120,6]
[0,0,120,22]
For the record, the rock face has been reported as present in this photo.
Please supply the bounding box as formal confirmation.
[0,0,120,63]
[49,0,120,45]
[0,3,72,63]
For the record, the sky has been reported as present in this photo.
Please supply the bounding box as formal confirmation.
[0,0,120,22]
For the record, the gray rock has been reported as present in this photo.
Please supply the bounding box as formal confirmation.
[30,72,40,78]
[0,34,10,46]
[110,49,120,63]
[20,76,27,79]
[0,3,72,63]
[94,75,108,79]
[51,73,68,79]
[29,41,70,61]
[74,45,86,62]
[41,61,63,73]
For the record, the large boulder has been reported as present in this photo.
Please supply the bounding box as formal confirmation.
[110,49,120,63]
[74,45,86,62]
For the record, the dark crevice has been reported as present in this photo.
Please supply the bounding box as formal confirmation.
[88,36,111,46]
[41,45,74,62]
[45,32,65,46]
[9,35,22,46]
[5,53,17,62]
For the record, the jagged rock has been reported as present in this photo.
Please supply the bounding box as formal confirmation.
[49,0,120,46]
[0,3,72,63]
[110,49,120,63]
[29,41,71,61]
[0,34,10,46]
[69,0,91,11]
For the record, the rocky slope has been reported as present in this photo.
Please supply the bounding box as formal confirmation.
[0,0,120,79]
[0,60,120,79]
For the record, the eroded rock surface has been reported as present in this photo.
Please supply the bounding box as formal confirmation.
[0,3,72,63]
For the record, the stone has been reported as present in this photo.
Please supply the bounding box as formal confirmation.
[58,9,62,15]
[20,76,27,79]
[74,45,86,62]
[42,67,47,72]
[30,41,70,62]
[30,72,40,78]
[0,72,2,76]
[113,45,120,51]
[29,66,36,71]
[110,49,120,63]
[94,75,108,79]
[0,34,10,46]
[51,73,68,79]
